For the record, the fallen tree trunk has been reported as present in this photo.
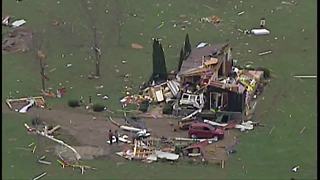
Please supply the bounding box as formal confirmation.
[38,131,81,160]
[47,125,61,134]
[108,116,121,127]
[24,123,81,160]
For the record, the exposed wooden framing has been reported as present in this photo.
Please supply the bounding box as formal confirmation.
[6,96,45,110]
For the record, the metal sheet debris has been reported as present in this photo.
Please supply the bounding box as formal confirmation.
[155,150,179,161]
[12,19,26,27]
[251,29,270,35]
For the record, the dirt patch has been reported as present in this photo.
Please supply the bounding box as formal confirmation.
[2,27,33,54]
[20,106,240,164]
[55,145,108,161]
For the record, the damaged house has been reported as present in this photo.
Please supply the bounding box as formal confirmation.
[123,40,266,123]
[175,43,264,122]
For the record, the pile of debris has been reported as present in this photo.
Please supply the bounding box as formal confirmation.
[121,42,268,134]
[115,137,218,164]
[2,15,26,28]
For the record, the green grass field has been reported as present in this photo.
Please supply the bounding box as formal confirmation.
[2,0,317,179]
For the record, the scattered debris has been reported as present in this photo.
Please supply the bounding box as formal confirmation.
[155,150,179,161]
[12,19,26,28]
[200,16,222,25]
[258,50,272,56]
[293,75,317,79]
[47,125,61,135]
[291,165,300,172]
[269,126,275,135]
[32,172,47,180]
[155,21,165,30]
[299,127,306,134]
[196,42,208,48]
[251,29,270,36]
[2,15,11,26]
[38,160,52,165]
[131,43,144,49]
[282,1,295,5]
[237,11,245,16]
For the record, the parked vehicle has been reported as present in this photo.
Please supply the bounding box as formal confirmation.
[188,122,224,139]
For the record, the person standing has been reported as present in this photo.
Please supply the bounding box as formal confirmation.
[108,129,113,145]
[260,17,266,28]
[114,130,119,144]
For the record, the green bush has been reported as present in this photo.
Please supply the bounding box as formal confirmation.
[139,100,150,112]
[256,67,271,79]
[68,100,80,107]
[163,103,173,114]
[93,104,105,112]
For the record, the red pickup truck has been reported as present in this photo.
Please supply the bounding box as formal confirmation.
[188,122,224,140]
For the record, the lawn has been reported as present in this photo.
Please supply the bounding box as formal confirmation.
[2,0,317,179]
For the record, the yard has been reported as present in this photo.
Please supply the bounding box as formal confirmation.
[2,0,317,179]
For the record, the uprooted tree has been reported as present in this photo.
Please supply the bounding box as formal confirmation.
[150,38,167,83]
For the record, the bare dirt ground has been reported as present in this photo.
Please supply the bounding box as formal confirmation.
[3,104,240,163]
[2,27,33,54]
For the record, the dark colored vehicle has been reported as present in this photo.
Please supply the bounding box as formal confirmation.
[188,122,224,139]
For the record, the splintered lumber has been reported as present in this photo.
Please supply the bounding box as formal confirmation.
[237,11,245,16]
[47,125,61,134]
[32,172,47,180]
[293,75,317,79]
[221,160,225,169]
[258,50,272,56]
[57,159,66,168]
[108,116,121,127]
[39,155,46,160]
[32,145,37,154]
[269,126,275,135]
[181,109,201,120]
[300,127,306,134]
[202,4,214,10]
[38,160,52,165]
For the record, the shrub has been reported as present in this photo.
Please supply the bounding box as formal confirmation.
[31,116,42,126]
[163,103,173,115]
[68,100,80,107]
[93,104,105,112]
[139,100,150,112]
[256,67,271,79]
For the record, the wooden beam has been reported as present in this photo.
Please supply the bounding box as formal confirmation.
[47,125,61,134]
